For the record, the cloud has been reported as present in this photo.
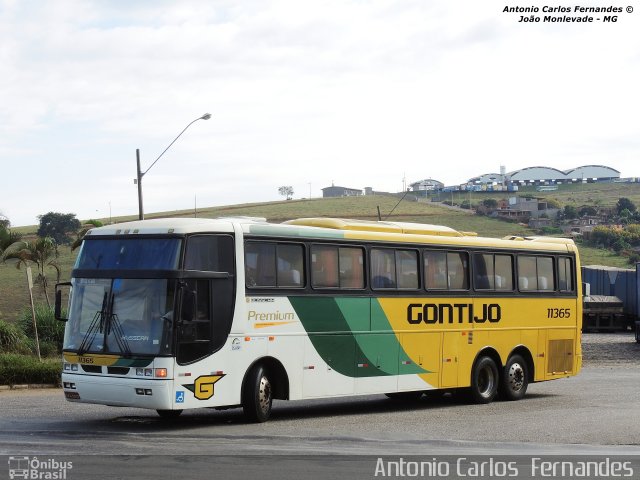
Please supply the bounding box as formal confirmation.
[0,0,638,225]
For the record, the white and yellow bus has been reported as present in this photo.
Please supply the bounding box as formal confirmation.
[57,217,582,421]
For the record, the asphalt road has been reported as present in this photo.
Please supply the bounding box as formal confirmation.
[1,334,639,479]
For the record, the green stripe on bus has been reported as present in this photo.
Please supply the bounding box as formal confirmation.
[369,299,427,375]
[290,297,427,377]
[290,297,388,377]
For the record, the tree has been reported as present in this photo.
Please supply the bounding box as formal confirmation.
[278,186,294,200]
[37,212,81,245]
[481,199,498,210]
[0,211,9,229]
[0,224,22,256]
[579,206,598,217]
[546,198,561,209]
[616,198,636,215]
[563,205,578,220]
[2,237,61,307]
[71,219,104,251]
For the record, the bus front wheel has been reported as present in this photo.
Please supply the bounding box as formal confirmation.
[242,365,273,423]
[500,354,528,401]
[470,356,498,404]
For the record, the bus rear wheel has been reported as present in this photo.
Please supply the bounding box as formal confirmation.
[500,354,528,401]
[242,365,273,423]
[470,356,498,404]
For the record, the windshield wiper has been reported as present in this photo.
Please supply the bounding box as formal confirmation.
[105,292,131,356]
[77,292,108,356]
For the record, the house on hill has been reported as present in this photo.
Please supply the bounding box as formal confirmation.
[322,185,363,198]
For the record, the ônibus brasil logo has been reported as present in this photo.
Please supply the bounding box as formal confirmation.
[8,456,73,479]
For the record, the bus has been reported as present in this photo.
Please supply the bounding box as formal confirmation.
[56,217,582,421]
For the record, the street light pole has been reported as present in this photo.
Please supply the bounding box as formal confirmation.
[135,113,211,220]
[136,149,144,220]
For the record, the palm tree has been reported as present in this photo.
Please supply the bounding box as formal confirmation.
[71,219,103,251]
[2,236,61,307]
[0,225,22,256]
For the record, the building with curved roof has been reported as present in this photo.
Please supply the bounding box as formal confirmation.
[467,164,620,186]
[410,178,444,192]
[508,166,567,184]
[564,165,620,181]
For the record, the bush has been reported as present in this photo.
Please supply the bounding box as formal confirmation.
[0,320,30,354]
[0,354,61,386]
[18,305,65,354]
[628,252,640,265]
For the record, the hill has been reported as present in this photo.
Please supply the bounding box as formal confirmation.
[0,193,629,323]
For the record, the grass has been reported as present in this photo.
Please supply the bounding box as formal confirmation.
[0,354,61,386]
[0,243,77,324]
[1,192,631,323]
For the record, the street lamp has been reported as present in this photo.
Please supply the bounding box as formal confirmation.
[135,113,211,220]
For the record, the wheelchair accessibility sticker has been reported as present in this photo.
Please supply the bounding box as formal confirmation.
[175,391,185,403]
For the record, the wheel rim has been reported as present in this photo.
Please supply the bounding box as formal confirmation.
[258,375,272,413]
[478,364,496,397]
[507,362,525,392]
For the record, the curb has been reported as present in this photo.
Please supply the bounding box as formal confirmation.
[0,384,60,391]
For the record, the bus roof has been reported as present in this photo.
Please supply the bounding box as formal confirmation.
[284,218,476,237]
[248,217,576,253]
[84,217,576,253]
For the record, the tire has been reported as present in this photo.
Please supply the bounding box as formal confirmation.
[156,409,183,419]
[384,391,424,401]
[469,356,499,404]
[242,365,273,423]
[500,354,529,401]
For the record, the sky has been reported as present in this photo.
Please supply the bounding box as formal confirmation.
[1,0,638,226]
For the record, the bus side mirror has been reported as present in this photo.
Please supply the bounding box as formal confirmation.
[181,289,197,322]
[55,282,72,321]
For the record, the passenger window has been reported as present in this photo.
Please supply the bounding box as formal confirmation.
[495,255,514,290]
[245,242,304,288]
[311,245,339,288]
[473,253,513,291]
[425,250,468,290]
[339,247,365,289]
[424,251,447,289]
[474,254,495,290]
[518,255,555,291]
[277,244,304,287]
[185,235,234,272]
[447,252,469,290]
[537,257,554,291]
[370,249,418,290]
[245,242,276,287]
[397,250,419,289]
[371,249,397,289]
[311,245,365,289]
[558,257,574,292]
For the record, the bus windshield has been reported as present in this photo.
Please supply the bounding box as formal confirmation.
[63,278,176,356]
[75,238,182,270]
